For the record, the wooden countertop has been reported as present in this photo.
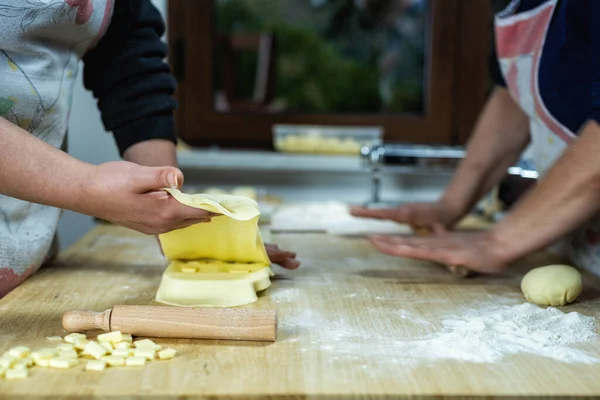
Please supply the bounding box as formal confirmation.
[2,224,600,399]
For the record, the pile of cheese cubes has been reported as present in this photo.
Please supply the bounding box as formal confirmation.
[0,331,176,381]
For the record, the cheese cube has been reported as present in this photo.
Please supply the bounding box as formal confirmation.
[73,338,89,351]
[58,349,78,359]
[7,346,30,358]
[97,331,123,343]
[83,341,107,360]
[114,342,131,349]
[101,355,125,367]
[12,360,29,370]
[111,349,132,358]
[100,342,114,353]
[31,348,58,361]
[56,343,75,351]
[120,334,133,343]
[85,360,106,372]
[34,359,51,368]
[132,348,155,361]
[125,356,146,367]
[132,339,161,351]
[49,357,79,369]
[78,350,93,359]
[0,356,17,369]
[133,339,155,347]
[46,336,63,342]
[64,333,86,344]
[5,368,28,381]
[133,339,157,348]
[157,348,176,360]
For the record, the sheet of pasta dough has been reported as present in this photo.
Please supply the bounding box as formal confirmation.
[156,260,272,307]
[156,189,271,307]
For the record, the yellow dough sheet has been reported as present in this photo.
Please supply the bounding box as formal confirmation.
[156,189,272,308]
[155,260,273,308]
[164,188,260,221]
[159,189,269,264]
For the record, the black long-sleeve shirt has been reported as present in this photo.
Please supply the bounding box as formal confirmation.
[82,0,177,156]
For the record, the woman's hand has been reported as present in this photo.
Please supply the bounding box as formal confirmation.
[369,226,510,274]
[0,119,213,236]
[352,88,531,234]
[350,200,463,231]
[367,120,600,275]
[83,161,215,234]
[265,243,300,270]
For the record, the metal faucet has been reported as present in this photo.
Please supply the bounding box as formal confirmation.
[360,143,466,206]
[360,143,538,209]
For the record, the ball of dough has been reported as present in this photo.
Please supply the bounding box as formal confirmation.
[521,265,583,306]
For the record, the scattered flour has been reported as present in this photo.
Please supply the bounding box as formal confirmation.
[270,202,411,235]
[403,303,598,364]
[282,303,599,365]
[269,287,302,303]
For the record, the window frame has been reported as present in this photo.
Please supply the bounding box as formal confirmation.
[168,0,489,148]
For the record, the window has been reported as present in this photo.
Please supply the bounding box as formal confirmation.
[169,0,492,148]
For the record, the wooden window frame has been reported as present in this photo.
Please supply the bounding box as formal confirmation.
[168,0,490,148]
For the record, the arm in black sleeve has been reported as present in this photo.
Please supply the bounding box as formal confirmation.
[490,56,506,87]
[490,32,506,87]
[82,0,177,156]
[590,0,600,124]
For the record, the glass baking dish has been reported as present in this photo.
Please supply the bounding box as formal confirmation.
[273,124,383,155]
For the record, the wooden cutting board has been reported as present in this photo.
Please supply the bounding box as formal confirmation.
[1,224,600,399]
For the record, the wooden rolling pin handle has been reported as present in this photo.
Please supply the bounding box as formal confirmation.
[62,309,112,332]
[110,306,277,342]
[62,306,277,342]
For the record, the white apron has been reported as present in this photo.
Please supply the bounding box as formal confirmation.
[495,0,600,275]
[0,0,113,297]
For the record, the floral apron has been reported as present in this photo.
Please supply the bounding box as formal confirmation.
[0,0,113,297]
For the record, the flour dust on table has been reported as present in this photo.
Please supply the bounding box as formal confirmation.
[279,301,598,366]
[270,202,412,235]
[407,303,597,364]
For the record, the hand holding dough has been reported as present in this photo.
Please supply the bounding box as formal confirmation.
[156,189,272,307]
[159,189,269,263]
[521,265,583,306]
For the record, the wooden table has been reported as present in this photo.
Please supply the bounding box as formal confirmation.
[2,224,600,399]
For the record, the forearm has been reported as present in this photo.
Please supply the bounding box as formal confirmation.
[441,87,530,216]
[491,121,600,263]
[123,139,178,167]
[0,117,93,211]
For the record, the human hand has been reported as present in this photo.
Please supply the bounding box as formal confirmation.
[83,161,215,234]
[265,243,300,270]
[350,200,463,232]
[369,226,511,274]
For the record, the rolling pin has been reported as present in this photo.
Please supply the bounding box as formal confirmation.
[62,305,277,342]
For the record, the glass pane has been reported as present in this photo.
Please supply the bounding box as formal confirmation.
[213,0,428,115]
